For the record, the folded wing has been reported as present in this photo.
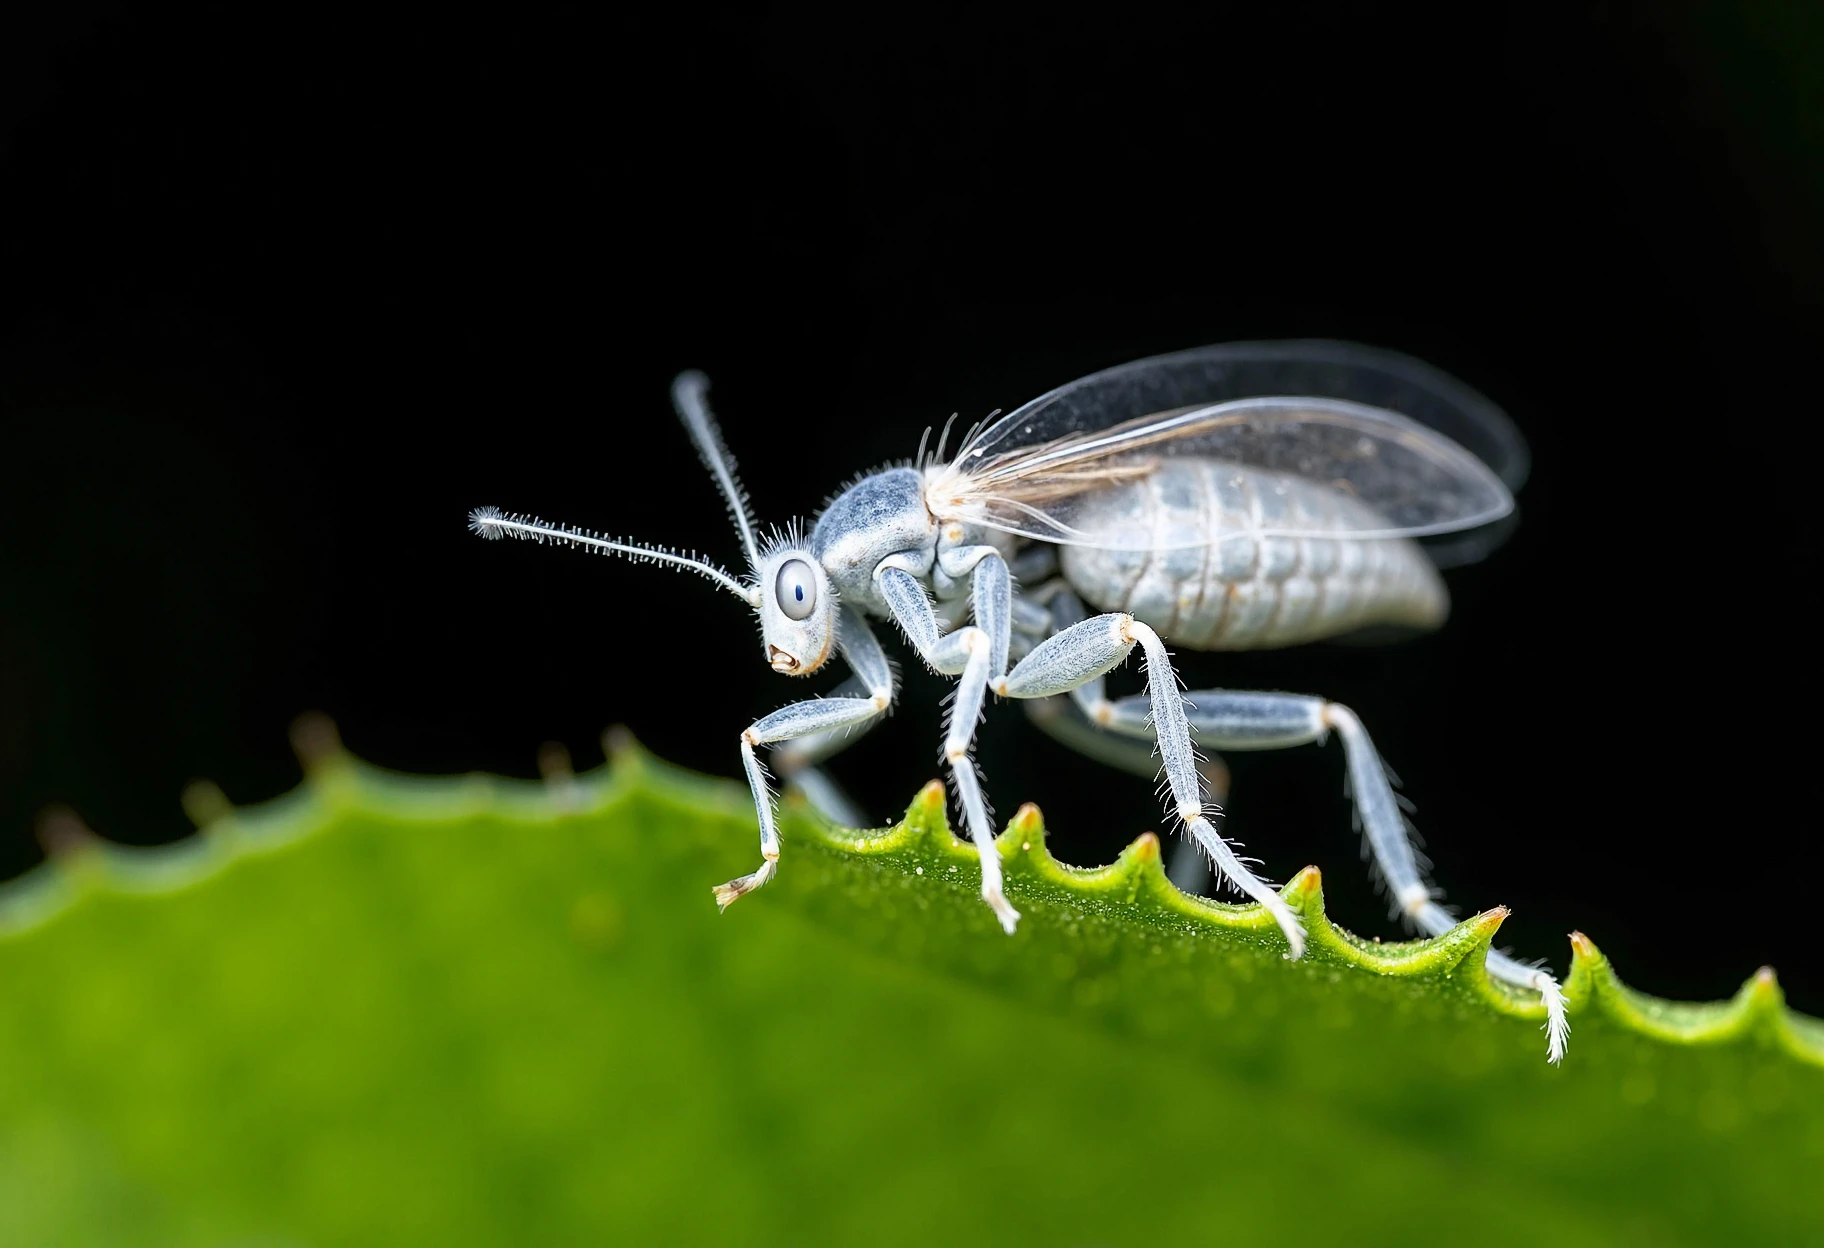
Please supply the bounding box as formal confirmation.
[925,341,1523,560]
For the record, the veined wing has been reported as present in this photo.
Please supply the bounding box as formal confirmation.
[925,341,1522,559]
[925,395,1514,550]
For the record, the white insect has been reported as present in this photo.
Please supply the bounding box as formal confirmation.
[470,340,1569,1062]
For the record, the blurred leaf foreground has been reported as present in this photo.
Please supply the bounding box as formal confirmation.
[1,736,1819,1247]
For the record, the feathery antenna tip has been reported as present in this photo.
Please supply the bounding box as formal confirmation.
[469,506,507,538]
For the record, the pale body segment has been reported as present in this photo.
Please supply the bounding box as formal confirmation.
[470,340,1568,1063]
[1058,458,1449,647]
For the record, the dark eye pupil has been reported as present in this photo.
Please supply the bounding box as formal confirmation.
[775,559,817,621]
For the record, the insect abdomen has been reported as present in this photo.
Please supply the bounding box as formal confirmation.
[1057,459,1449,650]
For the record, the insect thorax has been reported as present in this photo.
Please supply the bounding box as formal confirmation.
[810,467,940,612]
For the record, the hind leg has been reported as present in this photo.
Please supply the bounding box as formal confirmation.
[1086,686,1568,1062]
[1011,589,1565,1059]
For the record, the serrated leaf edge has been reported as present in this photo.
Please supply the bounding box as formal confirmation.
[2,738,1817,1069]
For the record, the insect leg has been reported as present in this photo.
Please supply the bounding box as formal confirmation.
[876,555,1021,933]
[1005,590,1055,665]
[1009,545,1058,583]
[999,614,1306,956]
[1325,704,1568,1063]
[1022,696,1230,894]
[1008,594,1053,637]
[1029,587,1128,728]
[772,676,878,828]
[717,611,896,909]
[1090,689,1568,1062]
[1017,581,1224,889]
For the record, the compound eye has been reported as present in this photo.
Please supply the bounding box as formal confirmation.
[775,558,817,621]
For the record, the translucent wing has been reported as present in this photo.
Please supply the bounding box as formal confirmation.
[926,341,1525,563]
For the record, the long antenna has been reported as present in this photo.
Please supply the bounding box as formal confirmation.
[671,371,762,572]
[469,508,759,606]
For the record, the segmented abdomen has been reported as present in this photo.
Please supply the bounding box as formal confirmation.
[1057,459,1449,650]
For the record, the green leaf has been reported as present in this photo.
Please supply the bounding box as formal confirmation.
[2,737,1819,1246]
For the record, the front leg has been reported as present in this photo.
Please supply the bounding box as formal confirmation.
[771,675,879,828]
[876,552,1020,933]
[717,609,895,908]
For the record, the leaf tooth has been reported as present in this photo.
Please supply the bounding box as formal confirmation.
[1398,905,1508,979]
[1113,832,1165,903]
[289,712,346,776]
[181,780,234,830]
[1743,966,1786,1024]
[1275,867,1327,944]
[904,780,950,843]
[1282,866,1323,913]
[1274,866,1351,963]
[600,724,638,763]
[597,727,655,803]
[1456,907,1509,962]
[1733,967,1819,1069]
[1564,931,1607,1006]
[997,802,1048,856]
[1464,907,1509,942]
[537,742,585,813]
[35,806,102,865]
[1122,831,1160,867]
[537,741,575,781]
[27,807,108,907]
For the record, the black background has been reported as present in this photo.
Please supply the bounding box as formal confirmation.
[3,7,1819,1010]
